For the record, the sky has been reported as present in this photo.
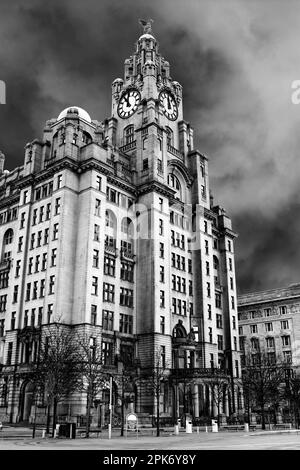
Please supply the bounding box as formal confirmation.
[0,0,300,294]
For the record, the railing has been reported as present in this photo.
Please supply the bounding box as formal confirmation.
[104,245,118,257]
[120,249,135,262]
[167,144,184,160]
[119,141,136,153]
[171,367,229,378]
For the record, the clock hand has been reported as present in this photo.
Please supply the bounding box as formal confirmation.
[167,95,171,110]
[125,94,131,107]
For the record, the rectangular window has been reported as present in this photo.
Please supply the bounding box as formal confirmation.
[189,280,193,296]
[171,230,175,246]
[120,287,133,307]
[14,260,21,278]
[96,175,102,191]
[31,309,35,327]
[189,302,194,315]
[32,281,38,299]
[94,224,100,241]
[160,316,165,334]
[38,307,43,326]
[181,256,185,271]
[30,233,35,250]
[35,255,40,272]
[47,304,53,323]
[28,257,33,275]
[228,240,232,252]
[44,228,49,244]
[217,335,223,350]
[54,197,61,215]
[37,231,42,247]
[229,258,233,271]
[41,252,47,270]
[13,285,18,303]
[204,221,208,233]
[208,304,212,320]
[102,310,114,330]
[265,322,273,332]
[157,159,163,174]
[281,320,289,329]
[159,242,164,259]
[40,279,45,298]
[102,341,113,365]
[266,337,275,348]
[250,324,258,333]
[18,236,23,252]
[11,312,16,330]
[119,313,133,334]
[232,316,236,329]
[159,266,165,283]
[280,306,287,315]
[177,299,182,315]
[46,203,51,220]
[216,314,223,329]
[49,276,55,295]
[188,259,192,273]
[205,240,209,255]
[160,290,165,308]
[207,282,211,297]
[231,296,235,309]
[171,274,176,291]
[161,345,166,369]
[215,293,222,308]
[181,235,185,250]
[104,256,115,277]
[25,283,31,302]
[0,319,5,337]
[208,327,213,343]
[32,208,37,226]
[282,335,291,346]
[230,277,234,290]
[171,298,176,314]
[53,224,59,240]
[120,261,134,282]
[91,305,97,325]
[143,159,148,170]
[234,336,237,351]
[39,206,44,223]
[103,283,115,303]
[182,300,187,316]
[20,212,26,229]
[95,198,101,216]
[93,249,99,268]
[159,218,163,236]
[206,261,210,276]
[264,308,271,317]
[7,342,13,365]
[159,197,163,211]
[92,276,98,296]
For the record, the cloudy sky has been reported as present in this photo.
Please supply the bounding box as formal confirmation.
[1,0,300,294]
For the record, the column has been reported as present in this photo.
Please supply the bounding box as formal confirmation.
[193,384,199,418]
[225,389,229,417]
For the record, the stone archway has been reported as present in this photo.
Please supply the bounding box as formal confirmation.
[18,381,34,423]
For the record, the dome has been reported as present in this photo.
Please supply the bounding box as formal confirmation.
[57,106,92,123]
[138,33,155,41]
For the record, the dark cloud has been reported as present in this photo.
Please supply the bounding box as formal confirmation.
[0,0,300,293]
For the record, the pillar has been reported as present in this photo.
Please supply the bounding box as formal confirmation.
[193,384,199,418]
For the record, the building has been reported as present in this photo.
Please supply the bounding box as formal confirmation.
[0,21,241,426]
[238,283,300,423]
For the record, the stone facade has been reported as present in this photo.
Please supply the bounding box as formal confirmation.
[0,23,241,426]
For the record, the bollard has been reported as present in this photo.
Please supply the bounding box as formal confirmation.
[42,430,46,439]
[244,423,249,432]
[186,420,192,434]
[196,426,199,434]
[205,426,208,433]
[211,420,218,433]
[174,424,179,435]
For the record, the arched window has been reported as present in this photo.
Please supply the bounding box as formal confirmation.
[124,125,134,145]
[172,323,187,338]
[166,126,173,146]
[82,131,92,145]
[121,217,134,237]
[3,229,13,245]
[167,173,182,200]
[105,210,117,230]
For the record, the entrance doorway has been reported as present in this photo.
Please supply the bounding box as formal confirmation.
[19,382,34,423]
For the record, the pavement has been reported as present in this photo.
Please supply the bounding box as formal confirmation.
[1,425,300,450]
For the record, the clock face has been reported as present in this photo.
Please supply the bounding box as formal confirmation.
[159,91,178,120]
[117,89,141,118]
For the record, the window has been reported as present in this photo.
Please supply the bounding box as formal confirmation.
[157,159,163,173]
[264,308,271,317]
[0,271,9,288]
[102,341,113,365]
[234,336,237,350]
[96,175,102,191]
[208,327,213,343]
[238,326,243,335]
[40,279,45,298]
[93,249,99,268]
[182,300,187,316]
[41,253,47,271]
[229,258,233,271]
[166,126,173,146]
[94,199,101,216]
[7,342,13,365]
[33,281,38,299]
[28,257,33,275]
[181,256,185,271]
[215,293,222,309]
[143,159,148,170]
[32,209,37,226]
[18,236,23,252]
[210,353,214,369]
[46,203,51,220]
[24,310,29,327]
[25,283,31,301]
[20,212,26,229]
[53,224,59,240]
[49,276,55,295]
[31,309,35,327]
[235,360,239,378]
[159,242,164,259]
[38,307,43,326]
[265,322,273,332]
[13,285,18,303]
[160,316,165,334]
[54,197,61,215]
[266,337,275,348]
[280,306,287,315]
[188,259,192,273]
[159,266,165,283]
[120,261,134,282]
[11,312,16,330]
[102,310,113,330]
[57,174,63,189]
[189,302,194,315]
[120,314,133,334]
[251,338,259,350]
[189,280,193,296]
[39,206,44,223]
[216,314,223,329]
[121,240,132,254]
[283,350,292,363]
[228,240,232,252]
[206,261,210,276]
[91,305,97,325]
[160,290,165,308]
[159,219,163,235]
[120,287,133,307]
[281,320,289,330]
[205,240,209,255]
[282,335,291,347]
[181,235,185,250]
[106,235,116,250]
[232,316,236,329]
[104,256,115,277]
[35,255,40,272]
[30,233,35,250]
[124,125,134,144]
[230,277,234,290]
[207,282,211,297]
[231,296,235,309]
[103,283,115,303]
[44,228,49,244]
[250,324,258,334]
[161,345,166,369]
[217,335,223,350]
[37,230,42,247]
[94,224,100,241]
[47,304,53,323]
[208,304,212,320]
[0,319,4,337]
[92,276,98,295]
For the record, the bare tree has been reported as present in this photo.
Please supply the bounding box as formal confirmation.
[284,371,300,428]
[205,373,229,426]
[31,322,82,436]
[77,334,109,438]
[142,348,169,437]
[242,350,289,430]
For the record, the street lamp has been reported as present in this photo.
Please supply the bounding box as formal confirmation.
[108,375,113,439]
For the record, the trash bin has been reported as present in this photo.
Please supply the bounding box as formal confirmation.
[186,420,192,434]
[211,419,218,433]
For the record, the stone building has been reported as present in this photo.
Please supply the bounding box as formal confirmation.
[238,283,300,423]
[0,21,241,426]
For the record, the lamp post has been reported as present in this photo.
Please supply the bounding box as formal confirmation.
[108,375,113,439]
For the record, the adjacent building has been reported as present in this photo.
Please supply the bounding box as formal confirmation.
[0,21,241,426]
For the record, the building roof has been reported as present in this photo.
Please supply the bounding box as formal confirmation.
[57,106,92,123]
[238,283,300,306]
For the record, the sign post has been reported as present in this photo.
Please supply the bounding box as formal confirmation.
[126,413,138,439]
